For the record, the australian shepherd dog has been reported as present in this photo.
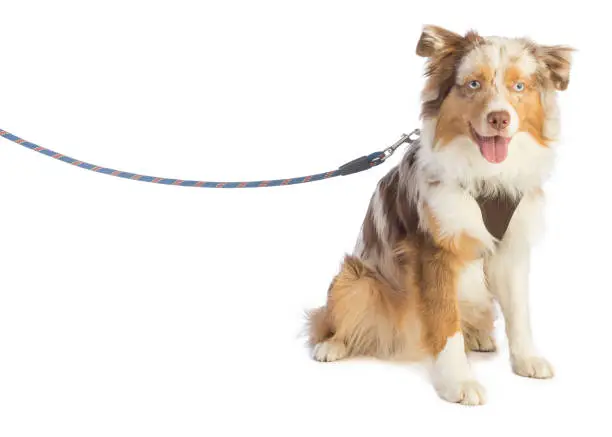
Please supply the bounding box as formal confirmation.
[307,26,572,405]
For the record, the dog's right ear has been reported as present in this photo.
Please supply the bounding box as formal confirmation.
[416,25,465,57]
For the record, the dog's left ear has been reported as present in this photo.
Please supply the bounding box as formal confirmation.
[537,45,574,91]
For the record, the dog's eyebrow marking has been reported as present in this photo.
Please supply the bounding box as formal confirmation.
[464,65,494,84]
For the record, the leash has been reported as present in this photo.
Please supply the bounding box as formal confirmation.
[0,128,420,188]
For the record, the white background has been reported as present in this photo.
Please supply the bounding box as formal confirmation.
[0,1,609,435]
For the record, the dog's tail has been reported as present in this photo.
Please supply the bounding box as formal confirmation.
[306,306,332,346]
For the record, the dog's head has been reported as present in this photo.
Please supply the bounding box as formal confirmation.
[417,26,572,164]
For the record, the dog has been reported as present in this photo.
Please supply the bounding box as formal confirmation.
[307,25,572,405]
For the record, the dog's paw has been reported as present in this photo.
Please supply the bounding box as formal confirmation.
[469,230,497,257]
[435,379,488,406]
[464,329,497,353]
[511,355,554,379]
[312,341,348,362]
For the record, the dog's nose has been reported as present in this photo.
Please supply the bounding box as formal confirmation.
[487,111,510,131]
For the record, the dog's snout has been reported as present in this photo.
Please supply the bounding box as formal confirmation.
[487,111,510,131]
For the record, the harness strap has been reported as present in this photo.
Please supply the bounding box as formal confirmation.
[0,128,420,188]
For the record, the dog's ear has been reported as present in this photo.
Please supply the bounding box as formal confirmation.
[416,25,465,58]
[537,45,574,91]
[417,26,482,118]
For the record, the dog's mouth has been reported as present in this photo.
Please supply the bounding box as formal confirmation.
[470,126,512,164]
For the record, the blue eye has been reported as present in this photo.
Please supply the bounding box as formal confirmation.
[513,82,525,92]
[468,80,481,90]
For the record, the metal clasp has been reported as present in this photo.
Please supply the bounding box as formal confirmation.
[382,128,420,159]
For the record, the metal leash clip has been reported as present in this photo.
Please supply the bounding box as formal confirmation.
[338,129,421,176]
[382,128,421,160]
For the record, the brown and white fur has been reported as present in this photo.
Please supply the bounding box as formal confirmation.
[307,26,572,405]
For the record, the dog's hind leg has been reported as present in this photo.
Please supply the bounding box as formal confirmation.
[306,306,348,362]
[312,339,349,362]
[462,315,496,353]
[307,256,396,361]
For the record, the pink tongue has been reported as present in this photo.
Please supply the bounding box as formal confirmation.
[478,136,511,163]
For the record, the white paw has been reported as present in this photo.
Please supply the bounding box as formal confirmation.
[481,236,498,257]
[435,380,488,406]
[312,341,348,362]
[468,229,497,256]
[464,331,497,353]
[512,355,555,379]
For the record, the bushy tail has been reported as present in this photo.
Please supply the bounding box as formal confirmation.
[306,306,332,346]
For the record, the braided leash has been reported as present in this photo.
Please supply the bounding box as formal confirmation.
[0,128,419,188]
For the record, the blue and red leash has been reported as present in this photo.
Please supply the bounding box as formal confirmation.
[0,128,419,188]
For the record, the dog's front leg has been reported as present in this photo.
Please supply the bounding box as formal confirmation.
[420,243,487,406]
[421,184,493,405]
[424,183,497,255]
[486,191,554,379]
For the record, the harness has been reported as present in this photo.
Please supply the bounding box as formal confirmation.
[476,194,522,240]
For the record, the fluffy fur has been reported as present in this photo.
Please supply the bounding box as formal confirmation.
[307,26,572,405]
